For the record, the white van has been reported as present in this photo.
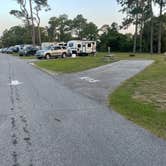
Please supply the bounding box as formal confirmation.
[67,40,96,56]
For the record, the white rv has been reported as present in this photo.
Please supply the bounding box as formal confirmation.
[41,42,67,50]
[67,40,96,56]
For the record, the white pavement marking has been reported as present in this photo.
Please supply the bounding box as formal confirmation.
[9,80,23,86]
[80,76,100,83]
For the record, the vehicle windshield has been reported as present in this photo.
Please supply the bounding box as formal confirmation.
[25,47,32,50]
[44,46,53,50]
[23,46,32,50]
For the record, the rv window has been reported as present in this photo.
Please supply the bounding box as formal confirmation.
[88,43,91,47]
[69,43,74,47]
[78,44,81,48]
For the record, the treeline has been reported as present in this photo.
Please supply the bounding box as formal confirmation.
[1,0,166,53]
[0,14,133,52]
[117,0,166,54]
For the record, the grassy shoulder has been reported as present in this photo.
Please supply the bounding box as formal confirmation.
[35,52,111,73]
[11,53,36,59]
[109,54,166,140]
[20,56,36,59]
[34,52,163,73]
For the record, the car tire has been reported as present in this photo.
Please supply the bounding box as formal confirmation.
[45,54,50,59]
[61,53,66,58]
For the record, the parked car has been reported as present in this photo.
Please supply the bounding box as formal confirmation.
[2,48,8,53]
[23,46,39,56]
[19,45,33,56]
[13,45,23,53]
[1,48,4,53]
[36,46,67,59]
[6,47,15,54]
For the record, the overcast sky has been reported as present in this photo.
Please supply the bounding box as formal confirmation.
[1,0,158,35]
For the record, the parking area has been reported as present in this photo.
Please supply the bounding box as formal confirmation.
[58,60,154,104]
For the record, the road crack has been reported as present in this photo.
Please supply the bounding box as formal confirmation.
[7,57,34,166]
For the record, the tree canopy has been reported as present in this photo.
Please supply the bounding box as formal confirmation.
[1,1,166,53]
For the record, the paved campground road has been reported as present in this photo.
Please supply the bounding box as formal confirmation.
[58,60,154,104]
[0,54,165,166]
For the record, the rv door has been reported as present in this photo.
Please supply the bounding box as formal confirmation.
[82,44,86,53]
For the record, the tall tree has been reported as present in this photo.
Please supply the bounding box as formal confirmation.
[158,0,163,53]
[80,22,98,40]
[117,0,142,53]
[72,14,87,39]
[98,23,133,52]
[10,0,31,26]
[148,0,154,54]
[1,26,32,47]
[29,0,36,46]
[133,0,139,53]
[156,0,166,53]
[139,0,146,52]
[48,14,72,42]
[33,0,50,47]
[48,16,60,41]
[10,0,50,46]
[10,0,35,45]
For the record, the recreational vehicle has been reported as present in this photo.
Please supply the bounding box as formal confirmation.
[41,42,67,50]
[67,40,96,56]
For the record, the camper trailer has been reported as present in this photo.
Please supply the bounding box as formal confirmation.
[41,42,67,50]
[67,40,96,56]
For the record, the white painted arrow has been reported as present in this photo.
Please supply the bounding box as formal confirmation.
[9,80,23,86]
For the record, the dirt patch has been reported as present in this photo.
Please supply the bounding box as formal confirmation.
[132,80,166,111]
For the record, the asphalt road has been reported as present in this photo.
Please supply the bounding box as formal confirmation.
[0,54,166,166]
[58,60,154,104]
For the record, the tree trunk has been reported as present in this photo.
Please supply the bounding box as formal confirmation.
[36,11,42,48]
[133,0,139,53]
[29,0,36,47]
[133,23,138,53]
[149,0,153,54]
[150,19,154,54]
[38,25,42,48]
[139,0,145,53]
[139,23,143,53]
[158,0,163,54]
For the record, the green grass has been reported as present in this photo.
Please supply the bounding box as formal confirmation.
[11,53,19,56]
[10,53,36,59]
[35,52,111,73]
[113,52,161,60]
[20,56,36,59]
[109,53,166,140]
